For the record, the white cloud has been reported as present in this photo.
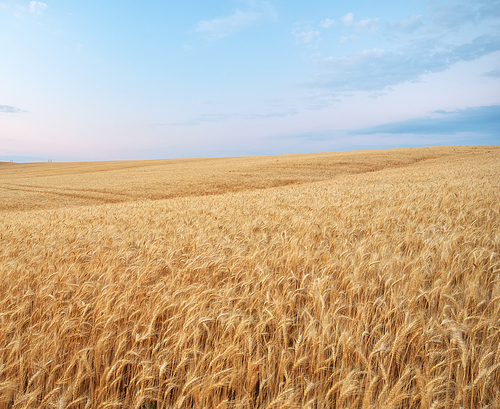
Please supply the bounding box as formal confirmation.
[349,105,500,136]
[339,35,358,44]
[315,33,500,92]
[431,1,477,29]
[483,67,500,78]
[339,13,378,31]
[368,92,388,99]
[320,18,336,28]
[249,108,298,119]
[356,18,371,28]
[196,10,262,39]
[0,105,27,114]
[386,14,423,34]
[354,17,379,33]
[172,113,236,126]
[29,1,48,14]
[294,29,320,44]
[342,12,354,26]
[240,0,277,20]
[195,1,276,40]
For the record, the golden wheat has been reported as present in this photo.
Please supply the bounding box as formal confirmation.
[0,146,499,408]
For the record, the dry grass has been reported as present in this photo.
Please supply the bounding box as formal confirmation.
[0,145,499,408]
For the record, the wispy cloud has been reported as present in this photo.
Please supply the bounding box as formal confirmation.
[298,1,500,94]
[172,113,236,126]
[303,93,341,110]
[320,18,336,28]
[271,130,343,142]
[172,108,297,125]
[249,109,298,119]
[367,91,388,99]
[483,68,500,77]
[342,12,354,26]
[386,14,423,34]
[478,0,500,18]
[196,1,276,39]
[428,0,500,30]
[354,18,379,32]
[293,27,321,44]
[0,105,27,114]
[338,12,379,32]
[278,104,500,148]
[315,34,500,91]
[240,0,277,19]
[339,35,357,44]
[348,105,500,135]
[147,123,167,130]
[196,11,262,39]
[29,1,48,14]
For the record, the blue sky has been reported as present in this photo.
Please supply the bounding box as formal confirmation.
[1,0,499,161]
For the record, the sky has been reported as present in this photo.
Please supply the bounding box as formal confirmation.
[0,0,499,162]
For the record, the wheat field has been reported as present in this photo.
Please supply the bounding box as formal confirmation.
[0,146,499,408]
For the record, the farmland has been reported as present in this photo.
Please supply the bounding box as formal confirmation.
[0,145,499,408]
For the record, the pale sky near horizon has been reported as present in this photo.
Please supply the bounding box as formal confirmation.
[1,0,499,162]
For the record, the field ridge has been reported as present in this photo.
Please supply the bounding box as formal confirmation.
[1,145,495,212]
